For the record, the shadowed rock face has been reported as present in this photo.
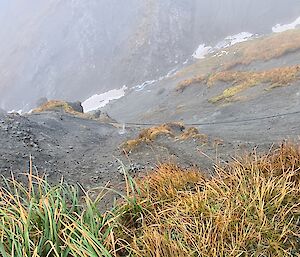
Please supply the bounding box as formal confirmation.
[0,0,300,111]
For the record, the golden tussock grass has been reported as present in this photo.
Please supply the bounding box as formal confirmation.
[33,100,82,115]
[177,127,208,142]
[175,76,206,92]
[121,123,183,152]
[209,65,300,103]
[116,142,300,256]
[1,143,300,256]
[176,65,300,102]
[121,123,206,152]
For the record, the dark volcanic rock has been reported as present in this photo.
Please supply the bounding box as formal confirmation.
[67,101,84,113]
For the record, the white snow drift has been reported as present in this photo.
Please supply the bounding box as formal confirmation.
[193,32,253,59]
[192,44,213,59]
[82,85,127,113]
[272,16,300,33]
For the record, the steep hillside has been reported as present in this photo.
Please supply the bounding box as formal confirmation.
[104,28,300,141]
[1,0,300,111]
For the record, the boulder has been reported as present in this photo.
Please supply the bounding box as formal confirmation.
[67,101,84,113]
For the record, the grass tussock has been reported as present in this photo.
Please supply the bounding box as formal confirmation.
[121,123,206,152]
[33,100,82,115]
[177,127,208,141]
[177,65,300,102]
[117,142,300,256]
[209,65,300,103]
[121,123,179,152]
[175,76,206,92]
[1,143,300,256]
[0,171,114,257]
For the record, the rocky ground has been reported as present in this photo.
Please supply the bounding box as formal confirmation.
[0,105,299,208]
[0,110,222,206]
[0,110,294,179]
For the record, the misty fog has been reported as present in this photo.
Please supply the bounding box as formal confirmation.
[0,0,299,111]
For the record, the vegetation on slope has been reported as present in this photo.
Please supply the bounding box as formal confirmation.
[209,65,300,103]
[121,123,207,152]
[32,100,116,123]
[1,143,300,256]
[176,65,300,103]
[176,75,206,92]
[175,29,300,104]
[225,28,300,69]
[177,28,300,80]
[33,100,83,115]
[120,143,300,256]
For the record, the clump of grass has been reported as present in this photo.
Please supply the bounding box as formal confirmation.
[175,76,206,92]
[209,65,300,103]
[33,100,78,114]
[138,123,179,141]
[176,65,300,98]
[121,123,184,152]
[121,123,207,152]
[177,127,208,142]
[118,142,300,256]
[0,169,115,257]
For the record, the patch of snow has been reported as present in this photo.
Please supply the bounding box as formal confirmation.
[272,16,300,33]
[134,80,157,92]
[134,67,180,92]
[8,109,23,114]
[166,68,178,78]
[192,44,213,59]
[193,32,254,60]
[183,59,189,65]
[216,32,253,49]
[82,85,127,113]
